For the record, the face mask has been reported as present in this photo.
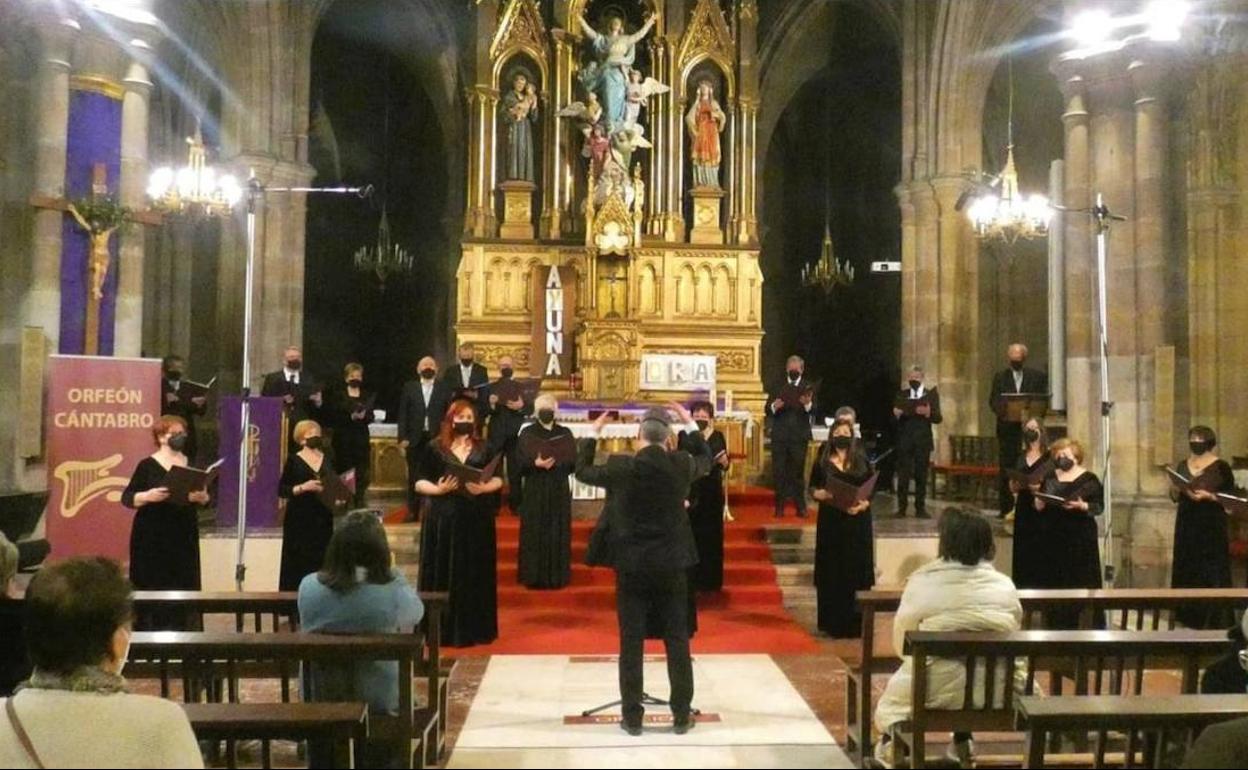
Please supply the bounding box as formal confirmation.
[832,435,853,451]
[167,433,188,452]
[1010,360,1023,371]
[460,357,473,367]
[787,369,800,381]
[1023,429,1040,444]
[420,368,436,380]
[453,421,474,436]
[695,419,709,432]
[287,359,302,371]
[1190,441,1210,456]
[347,379,362,388]
[538,409,555,424]
[1055,456,1075,472]
[500,367,513,379]
[908,379,921,390]
[305,435,324,451]
[166,370,183,382]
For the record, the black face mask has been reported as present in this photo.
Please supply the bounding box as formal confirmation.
[1055,456,1075,472]
[347,379,362,388]
[1190,441,1210,456]
[908,379,921,390]
[832,436,853,451]
[305,435,324,451]
[500,368,513,379]
[695,419,709,432]
[166,370,183,382]
[1009,360,1023,372]
[453,422,474,436]
[460,357,474,367]
[1023,429,1041,444]
[787,369,801,381]
[538,409,555,424]
[420,368,436,380]
[167,433,188,452]
[287,360,302,371]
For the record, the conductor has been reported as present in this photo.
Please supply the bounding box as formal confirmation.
[575,403,712,736]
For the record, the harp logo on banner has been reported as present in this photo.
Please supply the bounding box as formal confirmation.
[532,266,577,377]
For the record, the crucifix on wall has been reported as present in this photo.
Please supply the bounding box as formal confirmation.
[598,259,629,319]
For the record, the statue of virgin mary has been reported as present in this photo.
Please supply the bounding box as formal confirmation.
[577,10,657,131]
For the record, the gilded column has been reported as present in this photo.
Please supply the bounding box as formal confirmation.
[646,37,669,236]
[114,52,152,357]
[736,0,760,245]
[545,29,575,238]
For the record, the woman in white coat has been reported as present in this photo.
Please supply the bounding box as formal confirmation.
[872,507,1023,769]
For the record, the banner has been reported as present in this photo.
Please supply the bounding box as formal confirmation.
[216,396,284,530]
[46,355,161,562]
[639,353,717,392]
[531,266,577,378]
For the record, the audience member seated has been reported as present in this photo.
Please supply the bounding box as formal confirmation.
[871,508,1023,769]
[298,511,424,768]
[0,533,29,696]
[1201,612,1248,695]
[0,557,203,768]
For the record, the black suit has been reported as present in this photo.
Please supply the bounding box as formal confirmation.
[161,378,207,463]
[440,362,490,416]
[766,377,815,516]
[575,430,711,725]
[893,386,942,515]
[487,379,534,512]
[988,366,1049,514]
[260,370,323,454]
[397,377,450,514]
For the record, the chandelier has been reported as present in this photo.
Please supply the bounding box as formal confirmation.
[802,223,854,294]
[965,59,1052,243]
[353,208,412,288]
[147,123,242,216]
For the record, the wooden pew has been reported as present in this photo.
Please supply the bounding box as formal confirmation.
[1016,694,1248,769]
[129,632,432,769]
[845,587,1248,762]
[182,702,368,769]
[897,629,1230,768]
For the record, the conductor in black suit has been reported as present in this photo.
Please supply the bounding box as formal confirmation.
[440,342,490,415]
[892,364,942,519]
[259,345,323,454]
[575,403,712,736]
[397,355,449,517]
[766,355,815,518]
[160,354,207,464]
[989,343,1049,516]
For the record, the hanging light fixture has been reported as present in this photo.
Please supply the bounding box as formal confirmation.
[802,221,854,293]
[352,59,414,288]
[965,58,1052,243]
[147,122,242,216]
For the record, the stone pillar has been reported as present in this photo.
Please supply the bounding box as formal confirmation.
[1047,160,1066,412]
[932,176,981,444]
[115,53,152,358]
[896,182,918,367]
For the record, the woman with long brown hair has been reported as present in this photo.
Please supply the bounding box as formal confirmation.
[1009,416,1052,589]
[413,399,503,646]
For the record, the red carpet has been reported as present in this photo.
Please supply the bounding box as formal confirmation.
[388,486,820,656]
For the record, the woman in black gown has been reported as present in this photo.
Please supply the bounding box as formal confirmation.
[122,415,209,630]
[328,362,375,508]
[1034,437,1105,628]
[414,399,502,646]
[1009,417,1052,589]
[685,400,729,592]
[278,420,337,591]
[1170,425,1236,628]
[809,417,876,638]
[516,394,574,589]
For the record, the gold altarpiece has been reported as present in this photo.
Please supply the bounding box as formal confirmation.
[456,0,766,429]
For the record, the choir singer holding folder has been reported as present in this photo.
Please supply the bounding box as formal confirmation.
[989,343,1049,517]
[515,394,575,589]
[892,365,941,519]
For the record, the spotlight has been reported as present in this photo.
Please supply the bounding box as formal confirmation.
[1144,0,1189,41]
[1070,9,1113,48]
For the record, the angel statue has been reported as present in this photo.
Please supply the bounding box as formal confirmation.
[611,123,652,172]
[623,68,669,128]
[557,92,603,138]
[578,10,658,130]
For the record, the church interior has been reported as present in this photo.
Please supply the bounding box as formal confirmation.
[3,0,1248,768]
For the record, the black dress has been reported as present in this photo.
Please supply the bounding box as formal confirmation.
[418,444,499,647]
[278,453,336,592]
[516,423,574,589]
[122,456,203,630]
[809,445,876,638]
[1011,453,1053,589]
[328,386,375,508]
[1172,458,1236,628]
[685,430,727,591]
[1036,470,1105,628]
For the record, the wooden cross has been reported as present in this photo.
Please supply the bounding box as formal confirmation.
[29,163,162,355]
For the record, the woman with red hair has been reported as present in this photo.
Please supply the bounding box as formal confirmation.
[413,398,503,646]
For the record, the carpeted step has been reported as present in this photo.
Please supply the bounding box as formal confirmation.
[496,583,784,610]
[495,561,779,588]
[493,540,772,562]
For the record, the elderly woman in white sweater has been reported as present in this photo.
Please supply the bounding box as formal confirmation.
[872,507,1023,769]
[0,557,203,769]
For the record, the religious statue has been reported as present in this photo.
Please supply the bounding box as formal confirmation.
[577,10,658,130]
[501,71,539,182]
[623,68,669,128]
[686,79,727,189]
[67,200,124,300]
[582,122,611,181]
[557,92,603,138]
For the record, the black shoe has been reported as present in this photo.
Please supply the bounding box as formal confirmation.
[915,508,931,519]
[620,719,643,737]
[896,505,909,519]
[673,715,695,735]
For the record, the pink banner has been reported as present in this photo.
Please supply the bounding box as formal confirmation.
[45,355,162,563]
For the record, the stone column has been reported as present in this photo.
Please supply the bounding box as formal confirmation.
[933,175,981,443]
[895,181,918,367]
[114,52,152,358]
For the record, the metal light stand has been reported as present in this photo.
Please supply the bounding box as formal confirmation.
[232,176,371,590]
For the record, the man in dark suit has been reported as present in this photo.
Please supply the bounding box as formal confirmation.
[160,354,207,464]
[487,353,533,513]
[575,403,711,736]
[988,343,1049,516]
[892,364,942,519]
[766,355,815,518]
[260,345,324,454]
[440,341,490,416]
[397,355,449,518]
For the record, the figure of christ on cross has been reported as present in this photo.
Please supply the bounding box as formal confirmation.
[599,262,629,319]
